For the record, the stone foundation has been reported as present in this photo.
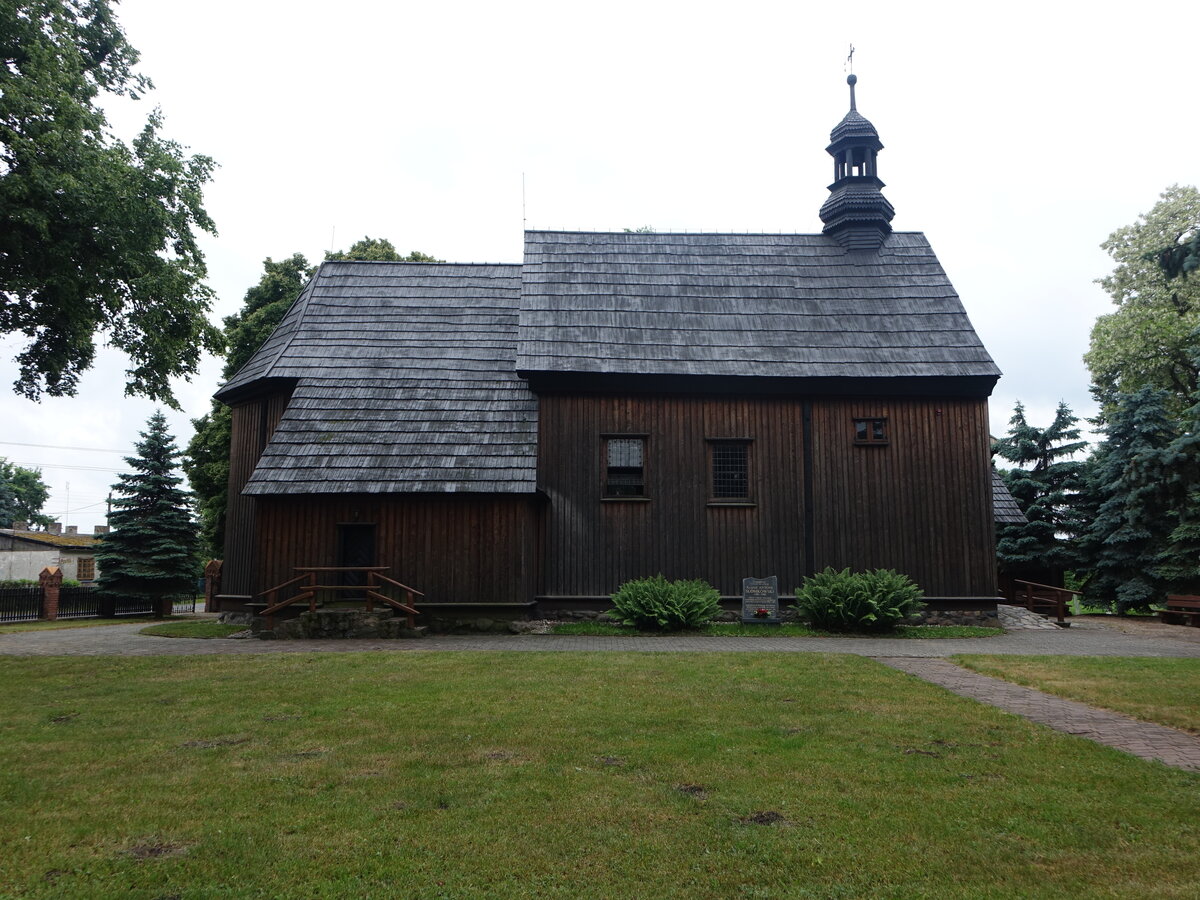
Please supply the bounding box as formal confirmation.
[250,609,426,640]
[912,608,1000,628]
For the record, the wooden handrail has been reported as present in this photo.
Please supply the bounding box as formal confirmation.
[373,571,426,597]
[254,566,422,630]
[1013,579,1082,596]
[1014,580,1077,626]
[257,572,311,598]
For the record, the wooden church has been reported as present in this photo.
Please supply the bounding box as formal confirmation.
[213,76,1004,622]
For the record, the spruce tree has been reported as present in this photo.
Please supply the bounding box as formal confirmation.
[1081,388,1179,613]
[993,402,1088,577]
[97,412,199,616]
[1161,351,1200,592]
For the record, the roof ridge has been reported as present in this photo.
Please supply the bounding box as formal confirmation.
[322,260,521,267]
[523,230,928,238]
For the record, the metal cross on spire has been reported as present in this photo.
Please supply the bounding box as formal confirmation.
[845,44,855,73]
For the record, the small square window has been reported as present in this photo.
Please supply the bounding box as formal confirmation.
[853,418,888,445]
[604,437,645,497]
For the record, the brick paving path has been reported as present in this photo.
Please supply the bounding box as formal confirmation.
[878,657,1200,772]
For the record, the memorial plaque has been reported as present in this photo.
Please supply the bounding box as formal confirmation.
[741,575,780,624]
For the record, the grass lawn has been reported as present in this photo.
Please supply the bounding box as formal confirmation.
[954,655,1200,734]
[1,653,1198,898]
[0,618,157,635]
[138,622,247,639]
[551,621,1003,638]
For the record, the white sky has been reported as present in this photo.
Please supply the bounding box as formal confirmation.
[2,0,1198,530]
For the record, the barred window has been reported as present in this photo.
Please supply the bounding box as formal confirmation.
[853,418,888,445]
[710,441,750,500]
[604,437,645,497]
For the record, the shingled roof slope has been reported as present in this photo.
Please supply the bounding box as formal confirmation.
[991,469,1028,524]
[517,231,1000,382]
[221,262,537,495]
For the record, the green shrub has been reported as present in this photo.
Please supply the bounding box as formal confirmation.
[793,567,924,633]
[0,579,38,588]
[609,575,721,632]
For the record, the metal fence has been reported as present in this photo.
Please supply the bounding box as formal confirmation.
[57,586,100,619]
[0,586,42,623]
[0,586,198,622]
[112,597,154,617]
[112,595,197,616]
[174,596,197,615]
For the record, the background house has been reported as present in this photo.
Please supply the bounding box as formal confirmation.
[0,523,105,583]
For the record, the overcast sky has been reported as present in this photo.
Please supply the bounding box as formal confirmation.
[3,0,1198,531]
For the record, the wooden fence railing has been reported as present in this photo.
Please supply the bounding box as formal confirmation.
[256,567,424,630]
[1013,579,1082,627]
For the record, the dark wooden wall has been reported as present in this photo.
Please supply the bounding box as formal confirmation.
[251,494,539,604]
[538,394,807,597]
[537,393,995,599]
[809,398,995,597]
[222,389,291,596]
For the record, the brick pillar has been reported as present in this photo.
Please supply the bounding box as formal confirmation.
[203,559,223,613]
[40,566,63,621]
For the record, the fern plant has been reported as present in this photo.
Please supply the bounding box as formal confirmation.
[609,575,721,632]
[793,567,923,633]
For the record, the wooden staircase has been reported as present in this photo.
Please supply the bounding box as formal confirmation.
[254,567,424,632]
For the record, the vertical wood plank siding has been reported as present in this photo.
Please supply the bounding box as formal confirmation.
[252,495,539,604]
[538,394,806,597]
[809,398,995,597]
[538,394,994,598]
[222,390,293,595]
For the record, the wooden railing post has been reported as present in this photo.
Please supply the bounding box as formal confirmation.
[406,590,415,628]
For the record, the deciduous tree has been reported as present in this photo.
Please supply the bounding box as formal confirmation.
[0,458,52,528]
[0,0,220,405]
[1085,186,1200,414]
[325,236,439,263]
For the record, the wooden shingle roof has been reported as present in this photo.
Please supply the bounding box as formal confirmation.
[218,262,538,495]
[991,469,1028,525]
[517,231,1000,386]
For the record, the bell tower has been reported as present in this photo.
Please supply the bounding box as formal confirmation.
[818,74,895,251]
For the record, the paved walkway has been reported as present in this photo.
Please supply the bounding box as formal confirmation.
[3,614,1199,772]
[879,657,1200,771]
[3,616,1199,658]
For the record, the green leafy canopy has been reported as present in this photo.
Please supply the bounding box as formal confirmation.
[0,0,220,406]
[1086,185,1200,413]
[0,457,52,528]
